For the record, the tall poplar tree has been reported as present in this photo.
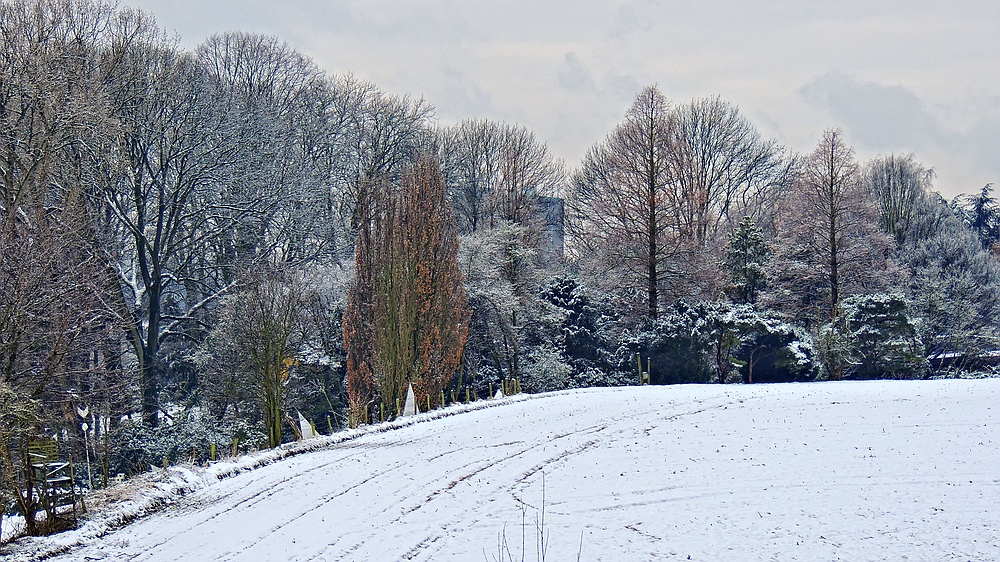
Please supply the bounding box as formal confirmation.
[344,157,469,425]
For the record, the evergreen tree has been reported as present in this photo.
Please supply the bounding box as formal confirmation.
[952,184,1000,251]
[841,293,926,379]
[900,195,1000,365]
[722,216,771,304]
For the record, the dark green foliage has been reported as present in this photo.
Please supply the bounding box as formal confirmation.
[732,312,817,384]
[697,302,817,384]
[616,302,713,384]
[616,301,817,385]
[840,294,928,380]
[539,276,632,388]
[541,277,603,363]
[722,216,771,304]
[899,195,1000,365]
[618,302,714,385]
[109,416,265,475]
[952,184,1000,251]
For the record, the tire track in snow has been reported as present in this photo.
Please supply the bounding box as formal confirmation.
[32,387,801,562]
[396,395,724,558]
[126,454,415,562]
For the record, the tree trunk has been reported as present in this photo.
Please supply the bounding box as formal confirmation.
[140,280,162,427]
[647,161,658,319]
[829,202,840,323]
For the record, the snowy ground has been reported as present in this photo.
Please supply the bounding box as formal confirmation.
[6,379,1000,561]
[1,515,25,544]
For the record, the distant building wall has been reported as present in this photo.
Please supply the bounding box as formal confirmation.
[537,196,564,262]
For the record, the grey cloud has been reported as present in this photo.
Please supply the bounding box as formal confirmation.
[436,66,495,119]
[800,70,998,193]
[556,52,641,105]
[608,73,642,100]
[751,110,788,146]
[799,70,939,151]
[965,118,1000,175]
[127,0,999,194]
[557,53,598,94]
[607,0,656,41]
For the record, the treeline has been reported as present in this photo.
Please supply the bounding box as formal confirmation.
[1,0,998,536]
[566,89,1000,387]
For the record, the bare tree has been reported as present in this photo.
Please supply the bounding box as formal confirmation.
[440,120,565,387]
[669,96,793,243]
[865,154,933,245]
[568,86,677,319]
[201,269,305,448]
[769,130,895,328]
[440,119,563,235]
[457,221,555,387]
[0,380,38,535]
[101,38,270,426]
[0,0,132,529]
[338,86,433,235]
[0,1,129,386]
[197,32,338,266]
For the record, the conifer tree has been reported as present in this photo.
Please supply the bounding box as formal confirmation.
[722,216,771,304]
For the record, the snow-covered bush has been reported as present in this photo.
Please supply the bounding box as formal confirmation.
[541,276,603,364]
[815,293,927,380]
[897,194,1000,368]
[840,293,927,379]
[615,301,715,384]
[734,311,817,383]
[459,223,557,392]
[566,365,636,388]
[520,345,572,392]
[109,413,265,475]
[929,364,1000,379]
[540,276,630,387]
[615,301,817,384]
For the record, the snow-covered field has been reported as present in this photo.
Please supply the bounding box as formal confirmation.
[6,379,1000,561]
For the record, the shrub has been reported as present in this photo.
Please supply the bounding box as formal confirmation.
[109,413,265,475]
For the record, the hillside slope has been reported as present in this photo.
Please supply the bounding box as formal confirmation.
[16,380,1000,561]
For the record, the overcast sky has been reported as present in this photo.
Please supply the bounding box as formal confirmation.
[124,0,999,198]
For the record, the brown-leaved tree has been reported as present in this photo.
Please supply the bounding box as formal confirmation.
[344,157,469,425]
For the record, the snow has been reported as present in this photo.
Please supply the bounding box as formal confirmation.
[5,379,1000,561]
[1,515,25,544]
